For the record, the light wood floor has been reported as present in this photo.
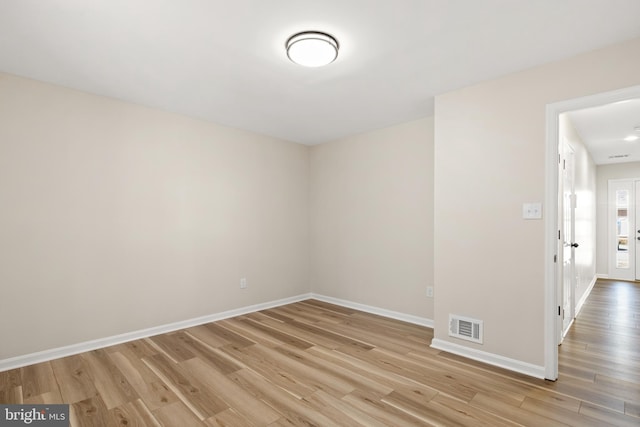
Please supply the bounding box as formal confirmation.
[1,280,638,426]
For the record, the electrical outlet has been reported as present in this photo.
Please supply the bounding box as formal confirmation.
[240,278,248,289]
[426,286,434,298]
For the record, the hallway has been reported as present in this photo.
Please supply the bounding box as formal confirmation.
[554,279,640,421]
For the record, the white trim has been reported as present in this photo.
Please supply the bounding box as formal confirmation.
[596,274,609,279]
[310,294,434,328]
[545,101,560,380]
[0,293,312,372]
[575,275,598,315]
[544,84,640,381]
[431,338,546,379]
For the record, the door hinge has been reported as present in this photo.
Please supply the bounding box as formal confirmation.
[558,306,561,316]
[558,230,561,240]
[554,254,557,263]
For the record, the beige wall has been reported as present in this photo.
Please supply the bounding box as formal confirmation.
[434,37,640,366]
[0,73,310,360]
[309,118,434,319]
[596,161,640,276]
[560,114,597,307]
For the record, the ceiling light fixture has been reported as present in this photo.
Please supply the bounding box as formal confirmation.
[624,135,639,142]
[286,31,339,67]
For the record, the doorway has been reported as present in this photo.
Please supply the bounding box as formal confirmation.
[608,179,640,281]
[544,84,640,380]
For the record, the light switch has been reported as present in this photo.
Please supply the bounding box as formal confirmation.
[523,202,542,219]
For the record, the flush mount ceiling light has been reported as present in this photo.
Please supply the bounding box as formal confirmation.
[624,135,639,142]
[286,31,339,67]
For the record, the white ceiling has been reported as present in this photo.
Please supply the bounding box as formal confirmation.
[567,99,640,165]
[1,1,640,145]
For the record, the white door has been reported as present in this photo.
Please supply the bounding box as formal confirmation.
[608,179,636,281]
[559,141,576,339]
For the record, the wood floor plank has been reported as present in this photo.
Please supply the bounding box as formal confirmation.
[0,368,22,404]
[308,345,457,402]
[181,357,281,426]
[241,344,357,397]
[202,322,254,348]
[340,346,478,402]
[520,396,615,427]
[152,401,206,427]
[273,344,395,396]
[238,316,315,349]
[407,350,532,403]
[382,390,468,426]
[625,400,640,417]
[20,362,58,400]
[109,399,161,427]
[342,388,436,426]
[108,350,178,411]
[109,339,159,359]
[428,393,520,426]
[81,348,139,409]
[50,355,98,404]
[219,343,317,399]
[142,353,228,420]
[469,392,568,427]
[594,373,640,402]
[24,390,63,405]
[147,332,197,363]
[230,368,341,427]
[0,386,22,404]
[71,395,111,427]
[275,304,348,325]
[317,320,416,354]
[579,401,640,427]
[171,331,242,374]
[204,408,256,427]
[216,317,295,348]
[183,324,229,348]
[524,387,582,412]
[259,308,294,323]
[304,389,388,427]
[277,316,375,350]
[0,368,21,391]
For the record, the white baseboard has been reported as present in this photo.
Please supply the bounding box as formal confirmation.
[309,293,434,328]
[596,274,609,279]
[576,275,598,316]
[0,293,312,372]
[430,338,546,379]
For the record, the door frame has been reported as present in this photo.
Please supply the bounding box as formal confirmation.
[544,84,640,380]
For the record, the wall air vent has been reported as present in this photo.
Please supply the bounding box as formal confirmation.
[449,314,483,344]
